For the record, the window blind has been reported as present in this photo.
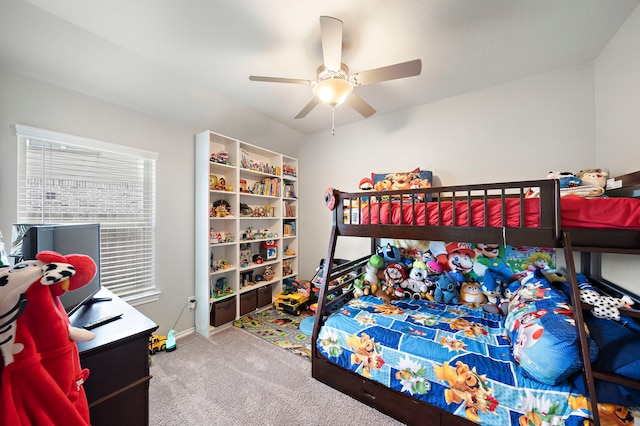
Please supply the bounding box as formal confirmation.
[15,124,158,299]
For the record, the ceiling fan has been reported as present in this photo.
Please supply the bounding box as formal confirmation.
[249,16,422,123]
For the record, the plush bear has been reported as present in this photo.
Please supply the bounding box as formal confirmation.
[579,171,608,189]
[575,168,604,179]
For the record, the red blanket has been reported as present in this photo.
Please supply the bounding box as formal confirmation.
[358,196,640,230]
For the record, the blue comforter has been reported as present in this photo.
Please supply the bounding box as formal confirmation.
[317,296,600,425]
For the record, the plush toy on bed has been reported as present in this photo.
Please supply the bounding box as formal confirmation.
[576,169,608,190]
[547,171,582,188]
[0,250,97,425]
[353,255,383,299]
[545,170,607,197]
[576,274,633,321]
[434,272,461,304]
[401,260,433,300]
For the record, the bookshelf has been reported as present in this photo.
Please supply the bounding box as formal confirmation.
[195,131,298,336]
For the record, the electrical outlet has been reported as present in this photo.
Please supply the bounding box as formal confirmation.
[188,297,196,310]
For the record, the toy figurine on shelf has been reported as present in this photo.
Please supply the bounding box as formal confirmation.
[260,240,278,260]
[240,271,254,287]
[242,227,255,241]
[282,260,293,276]
[263,265,275,281]
[212,199,232,217]
[209,174,218,190]
[212,277,233,298]
[215,204,229,217]
[216,178,227,191]
[239,243,251,267]
[217,150,230,165]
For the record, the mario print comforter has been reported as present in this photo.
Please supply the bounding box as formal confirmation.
[316,295,636,425]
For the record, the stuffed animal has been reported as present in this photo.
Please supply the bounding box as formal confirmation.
[434,272,460,304]
[363,254,383,294]
[547,171,582,188]
[576,168,604,179]
[402,260,431,300]
[578,286,633,321]
[359,177,374,191]
[460,282,485,306]
[383,262,407,291]
[374,285,395,304]
[0,251,97,425]
[579,171,608,189]
[352,276,369,298]
[377,243,402,265]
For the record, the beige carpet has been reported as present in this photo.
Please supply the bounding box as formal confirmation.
[148,327,404,426]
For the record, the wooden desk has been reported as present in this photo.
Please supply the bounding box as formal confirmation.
[70,288,158,426]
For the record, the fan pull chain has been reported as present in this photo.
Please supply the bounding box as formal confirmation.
[331,107,336,136]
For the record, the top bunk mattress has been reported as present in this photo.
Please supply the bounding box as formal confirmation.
[351,196,640,230]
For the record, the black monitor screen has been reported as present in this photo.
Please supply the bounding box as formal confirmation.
[12,223,101,315]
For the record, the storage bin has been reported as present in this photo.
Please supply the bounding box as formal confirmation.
[257,284,272,308]
[239,290,257,316]
[210,297,236,327]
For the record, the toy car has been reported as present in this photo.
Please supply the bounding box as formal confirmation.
[274,291,311,316]
[149,334,167,354]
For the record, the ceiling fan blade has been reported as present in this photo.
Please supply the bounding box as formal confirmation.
[249,76,313,85]
[319,16,343,71]
[346,93,376,118]
[351,59,422,86]
[295,97,320,119]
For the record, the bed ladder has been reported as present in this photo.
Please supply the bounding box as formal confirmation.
[562,230,601,425]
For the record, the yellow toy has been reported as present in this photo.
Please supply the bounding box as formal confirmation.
[274,292,310,316]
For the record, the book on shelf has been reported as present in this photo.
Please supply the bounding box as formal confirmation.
[284,203,296,218]
[284,183,296,198]
[283,221,296,236]
[283,164,297,178]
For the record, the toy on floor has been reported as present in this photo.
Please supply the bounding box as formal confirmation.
[166,329,177,352]
[275,278,311,315]
[149,334,168,354]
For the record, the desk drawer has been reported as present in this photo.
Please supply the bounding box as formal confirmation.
[89,378,150,426]
[82,336,149,403]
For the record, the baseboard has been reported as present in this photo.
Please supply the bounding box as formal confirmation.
[175,327,195,340]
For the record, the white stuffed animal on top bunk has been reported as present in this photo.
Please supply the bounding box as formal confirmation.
[529,169,609,198]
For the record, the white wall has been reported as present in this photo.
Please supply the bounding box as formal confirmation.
[0,67,301,335]
[594,4,640,292]
[595,4,640,177]
[298,66,597,278]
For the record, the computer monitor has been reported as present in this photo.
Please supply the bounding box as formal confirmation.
[11,223,102,315]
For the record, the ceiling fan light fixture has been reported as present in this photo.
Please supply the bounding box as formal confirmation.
[313,78,353,107]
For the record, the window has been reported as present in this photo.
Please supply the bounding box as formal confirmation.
[15,124,158,301]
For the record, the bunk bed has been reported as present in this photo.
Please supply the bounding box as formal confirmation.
[311,172,640,426]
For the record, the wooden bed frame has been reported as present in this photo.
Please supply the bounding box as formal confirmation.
[311,174,640,426]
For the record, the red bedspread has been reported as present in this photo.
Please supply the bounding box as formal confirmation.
[356,196,640,230]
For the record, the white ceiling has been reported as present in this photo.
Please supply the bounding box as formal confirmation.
[1,0,638,135]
